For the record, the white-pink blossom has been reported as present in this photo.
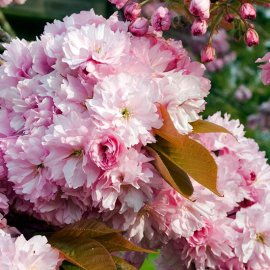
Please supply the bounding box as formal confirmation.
[87,73,162,147]
[0,230,60,270]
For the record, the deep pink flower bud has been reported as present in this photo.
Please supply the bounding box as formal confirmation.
[240,3,256,20]
[225,13,234,23]
[129,17,149,36]
[244,28,259,47]
[108,0,128,9]
[124,2,141,21]
[151,7,172,31]
[191,19,207,36]
[201,45,215,63]
[189,0,210,19]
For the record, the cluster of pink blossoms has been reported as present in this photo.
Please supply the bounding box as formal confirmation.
[1,9,270,269]
[0,9,209,267]
[0,0,26,8]
[0,9,209,227]
[156,113,270,269]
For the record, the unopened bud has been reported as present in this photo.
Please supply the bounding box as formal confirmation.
[201,45,215,63]
[244,28,259,47]
[124,2,141,21]
[225,13,234,23]
[129,17,149,37]
[108,0,128,9]
[151,7,172,31]
[191,19,207,36]
[189,0,210,19]
[240,3,256,20]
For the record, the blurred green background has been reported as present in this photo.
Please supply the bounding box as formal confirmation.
[1,1,270,269]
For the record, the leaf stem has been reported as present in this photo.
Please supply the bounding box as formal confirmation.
[0,10,16,38]
[140,0,152,7]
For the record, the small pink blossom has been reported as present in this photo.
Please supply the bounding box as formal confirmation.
[124,2,141,21]
[62,24,129,69]
[191,19,207,36]
[245,28,259,47]
[151,7,172,32]
[240,3,256,20]
[108,0,128,9]
[201,45,215,62]
[129,17,149,37]
[3,39,35,80]
[89,133,123,170]
[189,0,210,19]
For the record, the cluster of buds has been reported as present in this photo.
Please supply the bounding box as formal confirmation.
[109,0,172,36]
[189,1,259,62]
[108,0,265,62]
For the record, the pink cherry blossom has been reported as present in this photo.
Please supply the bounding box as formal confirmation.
[89,133,123,170]
[43,112,100,189]
[0,231,60,270]
[189,0,210,19]
[108,0,128,9]
[151,7,172,32]
[87,73,162,147]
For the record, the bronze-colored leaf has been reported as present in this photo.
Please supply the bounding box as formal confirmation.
[61,261,83,270]
[51,237,116,270]
[94,233,158,254]
[49,220,120,270]
[190,119,232,135]
[153,105,180,142]
[151,136,220,196]
[112,256,137,270]
[153,105,220,196]
[146,146,193,198]
[50,219,120,240]
[49,219,156,270]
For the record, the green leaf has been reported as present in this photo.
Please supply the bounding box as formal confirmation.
[153,105,220,196]
[112,256,138,270]
[94,233,158,254]
[146,146,193,198]
[190,119,233,135]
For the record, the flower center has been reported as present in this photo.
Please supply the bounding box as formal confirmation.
[71,149,83,157]
[121,108,131,119]
[95,46,102,54]
[256,233,265,244]
[36,163,44,169]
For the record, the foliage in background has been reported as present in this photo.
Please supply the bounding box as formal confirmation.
[203,8,270,157]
